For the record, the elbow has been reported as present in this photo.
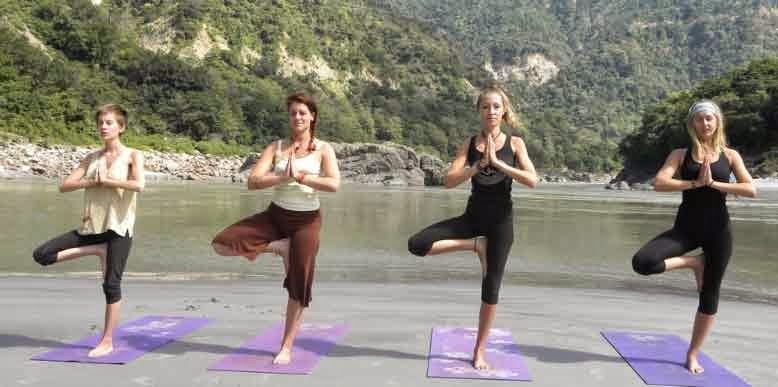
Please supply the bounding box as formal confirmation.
[246,177,259,190]
[653,178,668,192]
[135,183,145,193]
[524,175,539,189]
[443,175,457,189]
[747,186,757,198]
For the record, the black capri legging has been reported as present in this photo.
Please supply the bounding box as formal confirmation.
[632,227,732,315]
[408,199,514,305]
[33,230,133,304]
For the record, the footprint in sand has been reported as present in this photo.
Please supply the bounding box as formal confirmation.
[132,376,154,386]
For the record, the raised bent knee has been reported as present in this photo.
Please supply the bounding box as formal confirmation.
[632,253,659,276]
[407,234,430,257]
[32,246,57,266]
[211,242,234,256]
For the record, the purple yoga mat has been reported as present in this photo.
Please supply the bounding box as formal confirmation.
[602,331,750,387]
[427,327,532,381]
[209,322,349,374]
[31,315,210,364]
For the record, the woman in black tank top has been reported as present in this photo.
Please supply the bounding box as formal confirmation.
[408,84,538,370]
[631,100,756,374]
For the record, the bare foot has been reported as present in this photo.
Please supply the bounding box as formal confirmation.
[474,237,487,278]
[473,348,489,370]
[272,347,292,365]
[87,340,114,357]
[686,353,704,374]
[268,239,290,274]
[692,254,705,292]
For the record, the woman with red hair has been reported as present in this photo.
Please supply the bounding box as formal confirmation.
[212,91,340,365]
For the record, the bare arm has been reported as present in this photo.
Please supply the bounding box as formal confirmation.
[101,150,145,192]
[493,137,538,188]
[709,149,757,198]
[444,138,479,188]
[59,154,97,192]
[654,149,698,192]
[247,142,290,190]
[297,142,340,192]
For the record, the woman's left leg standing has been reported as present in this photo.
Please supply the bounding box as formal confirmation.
[90,231,132,357]
[274,209,322,365]
[687,227,732,373]
[473,213,513,370]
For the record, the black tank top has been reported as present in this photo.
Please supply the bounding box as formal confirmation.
[466,135,516,198]
[675,148,731,233]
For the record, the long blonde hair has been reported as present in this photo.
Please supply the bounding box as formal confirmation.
[686,100,727,156]
[475,84,522,130]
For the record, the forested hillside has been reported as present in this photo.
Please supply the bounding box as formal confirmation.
[1,0,777,172]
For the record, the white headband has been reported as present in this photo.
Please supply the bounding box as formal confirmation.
[688,101,720,117]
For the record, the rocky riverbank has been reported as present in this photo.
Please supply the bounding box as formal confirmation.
[0,140,614,186]
[606,160,778,191]
[0,141,450,186]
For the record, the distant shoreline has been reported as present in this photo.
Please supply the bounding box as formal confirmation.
[0,141,615,186]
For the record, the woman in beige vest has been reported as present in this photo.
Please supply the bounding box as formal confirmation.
[212,92,340,365]
[33,104,145,357]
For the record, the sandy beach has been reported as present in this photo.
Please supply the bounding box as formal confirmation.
[1,277,776,387]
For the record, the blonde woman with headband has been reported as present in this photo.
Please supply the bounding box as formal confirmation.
[407,84,538,370]
[631,100,756,374]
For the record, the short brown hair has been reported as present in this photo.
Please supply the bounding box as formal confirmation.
[94,104,128,128]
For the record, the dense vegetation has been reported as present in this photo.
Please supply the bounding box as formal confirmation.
[376,0,778,171]
[0,0,483,157]
[619,58,778,175]
[1,0,776,171]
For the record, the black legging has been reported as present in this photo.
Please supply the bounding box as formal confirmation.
[408,198,514,305]
[33,230,133,304]
[632,226,732,315]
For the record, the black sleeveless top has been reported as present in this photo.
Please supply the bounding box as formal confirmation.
[675,148,731,233]
[466,135,516,198]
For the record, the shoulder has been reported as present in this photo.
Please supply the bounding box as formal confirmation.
[457,136,474,154]
[669,148,686,159]
[82,150,101,164]
[316,140,336,155]
[126,147,144,161]
[265,139,283,153]
[723,147,743,163]
[510,136,526,150]
[126,147,143,157]
[464,135,477,148]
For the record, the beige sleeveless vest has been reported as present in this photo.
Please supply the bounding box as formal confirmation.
[79,149,138,237]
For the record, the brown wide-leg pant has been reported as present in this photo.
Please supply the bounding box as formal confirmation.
[212,202,322,307]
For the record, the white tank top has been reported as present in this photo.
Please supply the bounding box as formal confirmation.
[271,140,322,211]
[79,149,138,237]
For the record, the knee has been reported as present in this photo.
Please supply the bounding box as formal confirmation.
[481,270,504,305]
[211,241,232,256]
[102,282,122,304]
[697,304,717,315]
[698,289,720,315]
[407,234,430,257]
[32,246,56,266]
[632,252,658,276]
